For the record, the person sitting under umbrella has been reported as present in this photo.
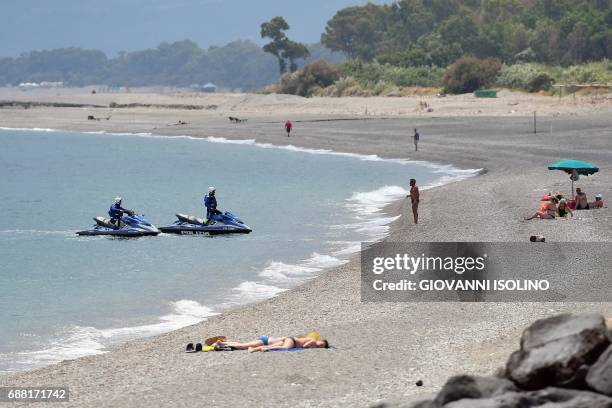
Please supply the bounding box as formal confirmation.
[557,199,573,218]
[526,197,558,220]
[590,194,604,209]
[575,187,589,210]
[548,160,599,199]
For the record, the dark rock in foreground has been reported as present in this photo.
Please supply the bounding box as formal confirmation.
[587,345,612,397]
[411,386,612,407]
[506,313,610,390]
[433,375,517,405]
[407,313,612,408]
[445,387,612,408]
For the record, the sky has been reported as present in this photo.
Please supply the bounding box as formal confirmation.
[0,0,392,57]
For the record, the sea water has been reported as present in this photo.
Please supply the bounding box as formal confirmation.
[0,128,475,374]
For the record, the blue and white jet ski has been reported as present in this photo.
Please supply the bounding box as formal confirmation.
[77,213,160,237]
[159,212,251,235]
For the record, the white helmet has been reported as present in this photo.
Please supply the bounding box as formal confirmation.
[114,196,122,204]
[208,186,216,194]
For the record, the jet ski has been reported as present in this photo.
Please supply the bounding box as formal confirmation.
[159,211,251,235]
[77,213,160,237]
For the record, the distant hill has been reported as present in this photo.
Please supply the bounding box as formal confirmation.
[0,41,345,90]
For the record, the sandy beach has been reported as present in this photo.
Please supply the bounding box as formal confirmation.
[0,90,611,407]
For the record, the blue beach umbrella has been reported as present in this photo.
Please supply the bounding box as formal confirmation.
[548,160,599,197]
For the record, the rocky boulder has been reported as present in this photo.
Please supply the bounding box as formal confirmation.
[587,345,612,396]
[432,375,517,405]
[506,313,610,389]
[444,387,612,408]
[406,314,612,408]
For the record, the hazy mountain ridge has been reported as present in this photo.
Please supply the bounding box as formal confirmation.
[0,40,345,90]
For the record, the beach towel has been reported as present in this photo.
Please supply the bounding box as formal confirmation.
[267,346,335,352]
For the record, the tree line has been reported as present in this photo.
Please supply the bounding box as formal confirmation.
[0,40,343,90]
[2,0,609,91]
[320,0,611,66]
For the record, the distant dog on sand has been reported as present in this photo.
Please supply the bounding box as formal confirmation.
[87,115,111,121]
[229,116,248,123]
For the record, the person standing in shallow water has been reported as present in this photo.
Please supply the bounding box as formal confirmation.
[285,120,293,137]
[413,128,420,152]
[407,178,420,224]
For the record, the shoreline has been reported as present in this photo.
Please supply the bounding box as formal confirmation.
[0,126,480,376]
[0,93,611,407]
[0,125,483,176]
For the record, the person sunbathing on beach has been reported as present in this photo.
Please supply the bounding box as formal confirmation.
[216,334,329,353]
[556,199,573,218]
[590,194,604,209]
[526,197,557,220]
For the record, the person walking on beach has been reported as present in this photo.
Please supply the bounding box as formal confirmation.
[413,128,420,152]
[285,120,293,137]
[407,179,420,224]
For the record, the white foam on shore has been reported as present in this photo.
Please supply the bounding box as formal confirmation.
[0,300,216,374]
[229,281,287,304]
[329,184,406,246]
[207,136,257,145]
[258,261,321,282]
[330,241,362,257]
[0,127,57,132]
[258,253,347,284]
[223,252,348,308]
[222,183,408,305]
[205,137,482,181]
[347,185,407,216]
[98,300,217,343]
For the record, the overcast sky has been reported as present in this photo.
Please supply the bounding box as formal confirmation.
[0,0,392,57]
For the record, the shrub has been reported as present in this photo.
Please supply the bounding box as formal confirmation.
[382,65,444,88]
[338,60,444,88]
[558,60,612,84]
[376,49,429,67]
[528,73,554,92]
[276,60,339,96]
[497,64,554,91]
[333,76,358,96]
[443,56,502,94]
[496,60,612,93]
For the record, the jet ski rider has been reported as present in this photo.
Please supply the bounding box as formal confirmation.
[204,187,222,224]
[108,197,133,228]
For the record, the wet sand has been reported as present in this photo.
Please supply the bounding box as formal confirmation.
[0,91,611,407]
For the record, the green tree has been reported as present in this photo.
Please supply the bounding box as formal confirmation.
[320,0,612,66]
[261,16,310,74]
[321,4,388,61]
[385,0,435,52]
[530,21,562,64]
[438,14,480,54]
[564,22,589,64]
